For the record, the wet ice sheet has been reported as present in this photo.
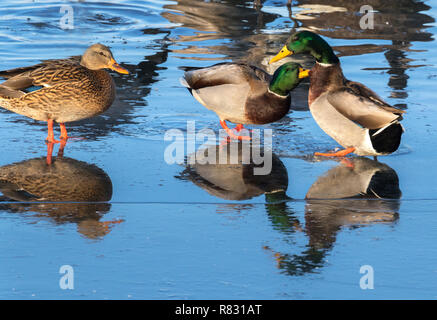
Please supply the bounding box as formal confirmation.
[1,200,436,299]
[0,0,437,299]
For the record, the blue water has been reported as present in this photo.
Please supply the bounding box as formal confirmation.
[0,0,437,299]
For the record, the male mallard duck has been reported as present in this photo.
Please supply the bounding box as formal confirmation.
[181,62,309,140]
[0,44,129,143]
[270,31,405,157]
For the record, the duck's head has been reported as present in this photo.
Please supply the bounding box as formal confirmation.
[80,43,129,74]
[269,31,339,65]
[269,62,310,96]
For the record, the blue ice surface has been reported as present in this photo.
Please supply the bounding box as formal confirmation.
[0,0,437,299]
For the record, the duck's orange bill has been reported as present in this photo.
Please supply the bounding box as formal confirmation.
[269,45,293,64]
[109,58,129,74]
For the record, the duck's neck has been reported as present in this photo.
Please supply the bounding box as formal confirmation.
[308,63,345,105]
[310,41,339,65]
[268,83,290,97]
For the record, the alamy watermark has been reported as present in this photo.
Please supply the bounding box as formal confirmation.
[59,265,74,290]
[60,4,74,30]
[359,5,375,30]
[359,265,374,290]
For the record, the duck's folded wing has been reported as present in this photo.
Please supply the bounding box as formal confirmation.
[0,58,84,91]
[0,56,80,78]
[183,63,267,89]
[326,87,402,129]
[0,85,25,98]
[15,80,86,112]
[345,80,405,114]
[191,83,250,121]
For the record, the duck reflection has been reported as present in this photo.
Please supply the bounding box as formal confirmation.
[0,155,119,239]
[305,157,401,244]
[181,145,402,275]
[180,141,289,201]
[266,157,401,276]
[294,1,433,41]
[163,0,280,63]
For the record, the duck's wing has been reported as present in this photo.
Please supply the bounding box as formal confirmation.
[0,57,85,93]
[345,80,405,114]
[182,63,269,121]
[326,82,404,130]
[0,56,81,79]
[183,63,269,89]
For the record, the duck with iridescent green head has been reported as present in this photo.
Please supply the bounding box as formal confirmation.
[181,62,309,140]
[270,31,405,157]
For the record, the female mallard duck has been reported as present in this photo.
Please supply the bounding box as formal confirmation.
[0,44,129,143]
[270,31,405,157]
[181,62,309,140]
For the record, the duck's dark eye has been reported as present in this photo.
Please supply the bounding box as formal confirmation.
[99,52,106,57]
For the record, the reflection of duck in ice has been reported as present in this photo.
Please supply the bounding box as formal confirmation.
[305,157,401,247]
[179,142,289,201]
[0,156,120,239]
[306,157,401,199]
[265,157,401,276]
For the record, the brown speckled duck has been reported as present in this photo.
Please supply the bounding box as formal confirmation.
[0,44,129,143]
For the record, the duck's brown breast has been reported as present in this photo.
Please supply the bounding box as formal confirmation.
[245,91,291,125]
[89,70,116,109]
[308,63,345,106]
[50,69,116,123]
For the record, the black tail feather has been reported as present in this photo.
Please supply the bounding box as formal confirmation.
[369,122,403,154]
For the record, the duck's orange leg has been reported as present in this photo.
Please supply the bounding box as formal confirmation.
[235,124,247,132]
[46,119,60,143]
[220,120,251,141]
[219,136,231,147]
[59,123,68,141]
[59,123,85,141]
[46,142,55,165]
[315,147,356,157]
[58,139,67,158]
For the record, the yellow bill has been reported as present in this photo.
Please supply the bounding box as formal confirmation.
[109,58,129,74]
[269,45,293,64]
[298,67,310,79]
